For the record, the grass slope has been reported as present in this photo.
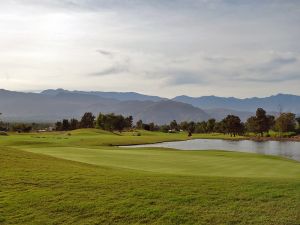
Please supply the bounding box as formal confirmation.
[1,147,300,225]
[1,129,300,224]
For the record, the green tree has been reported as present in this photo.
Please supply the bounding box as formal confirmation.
[136,120,143,129]
[267,115,275,130]
[96,113,105,129]
[62,119,70,131]
[80,112,95,128]
[296,117,300,129]
[125,116,133,129]
[160,125,170,133]
[255,108,271,136]
[0,113,7,131]
[170,120,179,131]
[179,121,189,131]
[207,119,216,133]
[223,115,243,137]
[102,113,116,131]
[96,113,132,132]
[245,108,274,136]
[187,121,196,137]
[296,117,300,133]
[214,121,226,134]
[275,113,296,133]
[70,118,79,130]
[246,116,257,134]
[148,122,156,131]
[12,123,32,133]
[55,121,63,131]
[114,115,127,132]
[195,121,207,133]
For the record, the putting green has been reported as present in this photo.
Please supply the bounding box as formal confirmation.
[21,146,300,179]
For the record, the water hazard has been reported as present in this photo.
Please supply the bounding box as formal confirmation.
[122,139,300,161]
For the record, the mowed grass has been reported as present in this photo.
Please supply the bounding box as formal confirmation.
[1,129,300,224]
[20,147,300,179]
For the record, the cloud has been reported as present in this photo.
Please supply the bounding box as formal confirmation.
[96,49,114,57]
[1,0,300,97]
[162,70,206,86]
[204,56,234,63]
[270,56,297,66]
[235,73,300,83]
[89,64,129,76]
[247,55,298,74]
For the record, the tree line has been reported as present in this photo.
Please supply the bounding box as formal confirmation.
[1,108,299,136]
[55,112,133,132]
[0,121,52,133]
[53,108,300,137]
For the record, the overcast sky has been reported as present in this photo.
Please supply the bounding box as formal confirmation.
[0,0,300,98]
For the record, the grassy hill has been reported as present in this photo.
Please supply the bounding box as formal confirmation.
[1,129,300,224]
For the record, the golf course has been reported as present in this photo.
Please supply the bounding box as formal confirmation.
[1,129,300,225]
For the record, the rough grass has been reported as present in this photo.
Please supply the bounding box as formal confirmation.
[1,129,300,224]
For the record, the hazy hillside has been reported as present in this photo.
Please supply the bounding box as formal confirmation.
[173,94,300,113]
[203,108,255,121]
[1,89,299,123]
[135,101,209,124]
[42,89,164,102]
[0,89,113,122]
[0,90,208,124]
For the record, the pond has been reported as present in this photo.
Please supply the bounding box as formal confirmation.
[122,139,300,162]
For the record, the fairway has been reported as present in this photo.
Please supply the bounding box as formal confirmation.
[21,147,300,179]
[1,129,300,224]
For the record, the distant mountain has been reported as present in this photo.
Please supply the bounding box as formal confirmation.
[173,94,300,113]
[88,100,209,124]
[136,100,209,124]
[41,89,165,102]
[1,89,299,123]
[0,89,110,122]
[203,108,255,121]
[0,89,208,124]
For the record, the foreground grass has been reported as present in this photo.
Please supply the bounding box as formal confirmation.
[1,129,300,224]
[1,147,300,225]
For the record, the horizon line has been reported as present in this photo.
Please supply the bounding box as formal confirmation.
[0,88,299,100]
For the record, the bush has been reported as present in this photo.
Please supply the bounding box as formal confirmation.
[283,132,297,138]
[0,131,8,136]
[133,132,141,136]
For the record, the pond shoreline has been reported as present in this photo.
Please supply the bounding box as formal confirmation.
[121,138,300,162]
[190,135,300,143]
[115,134,300,148]
[241,135,300,142]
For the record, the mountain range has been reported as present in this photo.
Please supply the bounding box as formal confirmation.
[173,94,300,113]
[0,89,299,124]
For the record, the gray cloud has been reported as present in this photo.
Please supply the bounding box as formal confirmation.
[204,56,233,64]
[236,73,300,83]
[163,70,207,86]
[247,55,298,74]
[89,64,129,77]
[271,56,297,66]
[96,49,114,57]
[0,0,300,97]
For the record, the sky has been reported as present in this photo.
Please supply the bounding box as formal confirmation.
[0,0,300,98]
